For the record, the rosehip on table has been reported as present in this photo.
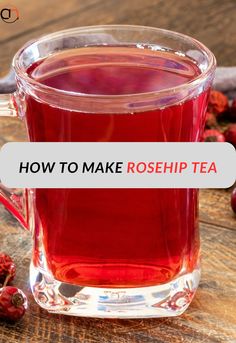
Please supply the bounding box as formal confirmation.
[224,124,236,147]
[0,286,27,321]
[231,188,236,214]
[0,253,16,286]
[208,90,229,116]
[203,129,225,142]
[205,111,217,128]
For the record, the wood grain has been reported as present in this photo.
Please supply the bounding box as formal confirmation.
[0,0,236,78]
[0,1,235,342]
[0,0,100,43]
[200,188,236,230]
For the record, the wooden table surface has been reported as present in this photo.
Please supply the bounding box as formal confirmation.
[0,1,236,342]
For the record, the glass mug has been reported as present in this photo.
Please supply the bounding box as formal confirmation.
[0,25,216,318]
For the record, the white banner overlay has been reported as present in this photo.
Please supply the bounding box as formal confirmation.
[0,142,235,188]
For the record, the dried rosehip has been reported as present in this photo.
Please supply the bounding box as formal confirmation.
[0,286,27,321]
[203,129,225,142]
[0,253,16,286]
[208,90,229,116]
[231,188,236,214]
[224,124,236,147]
[205,112,217,128]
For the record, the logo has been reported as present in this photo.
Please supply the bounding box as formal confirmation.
[0,5,19,23]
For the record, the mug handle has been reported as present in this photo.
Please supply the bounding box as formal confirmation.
[0,71,29,230]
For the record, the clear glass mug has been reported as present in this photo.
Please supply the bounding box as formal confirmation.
[0,25,216,318]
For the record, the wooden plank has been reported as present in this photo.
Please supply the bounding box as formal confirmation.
[0,214,235,343]
[0,0,100,43]
[0,117,27,146]
[0,0,128,76]
[0,0,236,78]
[200,188,236,231]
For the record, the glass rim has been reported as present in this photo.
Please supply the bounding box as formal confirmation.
[13,24,216,100]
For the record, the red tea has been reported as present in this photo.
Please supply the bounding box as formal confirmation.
[25,47,208,287]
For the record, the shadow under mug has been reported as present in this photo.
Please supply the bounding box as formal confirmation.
[0,25,216,318]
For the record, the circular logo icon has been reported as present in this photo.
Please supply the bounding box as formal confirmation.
[0,6,19,23]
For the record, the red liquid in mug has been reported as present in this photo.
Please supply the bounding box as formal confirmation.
[26,47,208,287]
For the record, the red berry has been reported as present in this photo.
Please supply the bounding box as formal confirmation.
[0,286,27,321]
[203,129,225,142]
[208,90,229,116]
[231,188,236,214]
[0,253,16,286]
[205,112,217,128]
[224,124,236,147]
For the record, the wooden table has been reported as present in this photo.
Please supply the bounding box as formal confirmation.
[0,1,236,342]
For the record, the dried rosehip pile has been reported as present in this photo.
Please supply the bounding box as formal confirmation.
[204,90,236,146]
[204,90,236,214]
[207,90,229,117]
[0,253,27,321]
